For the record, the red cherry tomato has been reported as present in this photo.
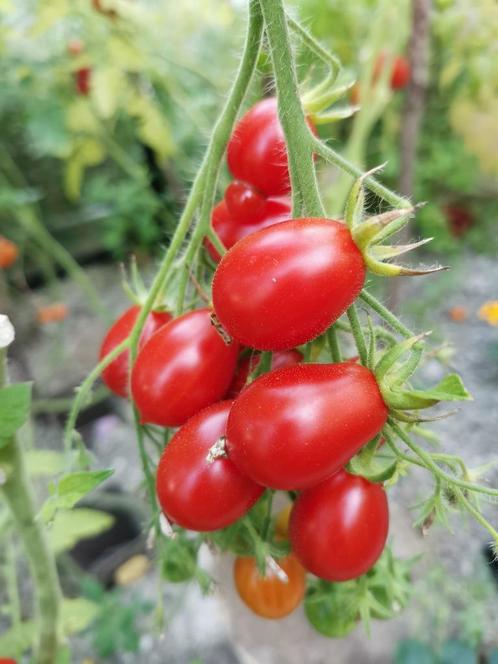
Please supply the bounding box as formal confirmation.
[0,236,19,269]
[99,305,171,398]
[225,180,267,225]
[233,554,305,619]
[205,196,291,263]
[131,308,239,427]
[290,469,389,581]
[374,53,411,90]
[75,67,91,95]
[227,98,315,197]
[227,363,388,490]
[212,218,365,351]
[226,349,303,397]
[156,401,263,531]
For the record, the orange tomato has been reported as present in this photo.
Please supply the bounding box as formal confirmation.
[233,554,305,619]
[448,305,468,322]
[36,303,69,325]
[0,237,18,269]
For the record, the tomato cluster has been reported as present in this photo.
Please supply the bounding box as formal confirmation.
[351,52,411,105]
[98,97,391,622]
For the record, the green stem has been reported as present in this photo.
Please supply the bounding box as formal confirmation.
[132,407,158,523]
[388,421,498,498]
[259,0,324,217]
[454,489,498,542]
[0,349,61,664]
[346,305,368,364]
[286,14,341,77]
[129,0,264,349]
[311,136,411,210]
[359,290,414,338]
[262,490,275,542]
[327,325,342,363]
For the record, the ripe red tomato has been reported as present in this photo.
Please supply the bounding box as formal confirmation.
[225,180,267,225]
[205,196,291,263]
[226,348,303,397]
[374,53,411,90]
[75,67,91,95]
[227,98,315,197]
[290,469,389,581]
[233,554,305,619]
[131,308,239,427]
[99,305,171,398]
[212,218,365,350]
[227,363,388,490]
[156,401,263,531]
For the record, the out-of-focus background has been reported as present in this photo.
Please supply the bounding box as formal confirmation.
[0,0,497,662]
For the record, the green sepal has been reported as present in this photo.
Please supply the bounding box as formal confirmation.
[384,374,471,411]
[375,333,428,383]
[348,455,399,483]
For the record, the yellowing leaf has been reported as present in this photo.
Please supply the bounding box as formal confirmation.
[129,96,174,159]
[48,508,114,554]
[92,67,127,119]
[64,139,106,200]
[66,100,100,134]
[478,300,498,326]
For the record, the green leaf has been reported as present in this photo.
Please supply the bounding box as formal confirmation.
[0,621,35,656]
[25,450,65,477]
[41,469,113,522]
[0,383,32,441]
[48,508,114,554]
[61,597,99,635]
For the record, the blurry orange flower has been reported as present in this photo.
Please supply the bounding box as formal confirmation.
[448,305,468,322]
[478,301,498,327]
[36,303,69,325]
[0,236,19,269]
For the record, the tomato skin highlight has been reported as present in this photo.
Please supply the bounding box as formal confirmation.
[156,401,263,531]
[99,305,171,398]
[205,196,291,263]
[290,469,389,581]
[227,363,388,490]
[233,554,305,619]
[212,218,366,351]
[226,348,303,397]
[131,308,239,427]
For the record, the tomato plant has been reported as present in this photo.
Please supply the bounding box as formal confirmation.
[212,218,366,350]
[233,554,305,619]
[290,469,389,581]
[99,305,172,398]
[156,401,264,531]
[227,363,388,489]
[131,308,239,426]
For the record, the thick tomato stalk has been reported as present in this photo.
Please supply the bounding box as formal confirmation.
[290,469,389,581]
[212,217,366,351]
[205,194,291,263]
[99,305,172,398]
[131,308,239,427]
[226,362,388,490]
[233,554,306,619]
[227,98,316,197]
[226,348,303,397]
[156,401,263,531]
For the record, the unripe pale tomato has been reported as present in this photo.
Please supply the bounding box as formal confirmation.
[212,218,365,351]
[227,363,388,490]
[233,554,305,619]
[156,401,263,531]
[131,308,239,427]
[290,469,389,581]
[99,305,171,398]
